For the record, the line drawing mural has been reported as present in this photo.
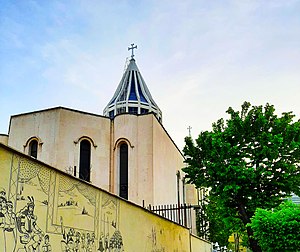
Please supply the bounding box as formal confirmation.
[99,194,123,251]
[145,227,165,252]
[1,189,18,252]
[0,153,125,252]
[16,196,44,251]
[42,234,52,251]
[0,147,205,251]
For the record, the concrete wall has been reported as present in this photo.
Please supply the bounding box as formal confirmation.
[152,117,186,205]
[191,234,212,252]
[113,114,154,205]
[112,113,193,206]
[0,134,8,145]
[8,108,111,190]
[55,109,111,190]
[152,117,198,206]
[0,143,211,251]
[8,108,60,166]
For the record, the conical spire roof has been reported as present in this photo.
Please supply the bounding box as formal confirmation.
[103,46,162,122]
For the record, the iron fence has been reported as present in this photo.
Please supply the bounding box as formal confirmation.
[145,203,195,229]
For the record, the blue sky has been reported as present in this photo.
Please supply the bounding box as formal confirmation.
[1,0,300,149]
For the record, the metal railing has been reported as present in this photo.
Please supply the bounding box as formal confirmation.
[145,203,194,229]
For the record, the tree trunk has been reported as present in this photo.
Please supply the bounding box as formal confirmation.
[246,225,262,252]
[237,203,262,252]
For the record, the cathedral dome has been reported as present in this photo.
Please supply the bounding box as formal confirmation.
[103,45,162,122]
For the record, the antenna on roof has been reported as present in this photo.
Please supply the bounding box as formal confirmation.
[123,57,129,73]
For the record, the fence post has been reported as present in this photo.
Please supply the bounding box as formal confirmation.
[183,203,187,227]
[176,171,181,225]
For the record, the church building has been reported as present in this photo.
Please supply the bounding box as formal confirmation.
[0,44,197,209]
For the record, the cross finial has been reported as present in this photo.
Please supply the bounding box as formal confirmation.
[187,126,192,137]
[128,43,137,59]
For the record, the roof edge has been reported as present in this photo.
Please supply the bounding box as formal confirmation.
[10,106,109,120]
[113,112,184,158]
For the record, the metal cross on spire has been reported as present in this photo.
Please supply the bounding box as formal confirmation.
[128,43,137,59]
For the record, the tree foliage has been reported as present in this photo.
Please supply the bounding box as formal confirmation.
[196,193,246,248]
[205,195,239,246]
[183,102,300,252]
[249,201,300,252]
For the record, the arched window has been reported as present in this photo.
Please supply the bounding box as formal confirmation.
[79,140,91,182]
[119,143,128,199]
[28,140,38,158]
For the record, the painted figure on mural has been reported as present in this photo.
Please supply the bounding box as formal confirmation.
[80,232,86,251]
[98,233,105,252]
[61,227,76,251]
[103,234,109,251]
[42,234,52,252]
[74,231,81,252]
[109,230,124,252]
[0,189,17,252]
[86,232,94,252]
[90,232,96,251]
[4,200,17,252]
[16,196,44,252]
[0,193,7,251]
[61,218,98,252]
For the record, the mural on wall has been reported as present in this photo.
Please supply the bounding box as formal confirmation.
[98,194,123,251]
[0,152,124,252]
[0,146,201,251]
[146,227,165,252]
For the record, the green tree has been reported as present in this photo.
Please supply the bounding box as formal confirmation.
[183,102,300,252]
[205,195,238,246]
[249,201,300,251]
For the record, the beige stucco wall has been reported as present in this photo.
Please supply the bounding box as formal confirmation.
[120,200,191,251]
[152,118,185,205]
[0,134,8,145]
[55,109,111,190]
[8,108,111,190]
[112,113,197,207]
[112,114,154,206]
[8,108,60,165]
[191,234,212,252]
[152,118,198,206]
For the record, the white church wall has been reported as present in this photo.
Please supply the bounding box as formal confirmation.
[112,114,196,206]
[8,108,60,167]
[112,113,189,207]
[136,115,155,206]
[55,109,111,190]
[152,117,185,205]
[112,113,154,206]
[8,108,112,191]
